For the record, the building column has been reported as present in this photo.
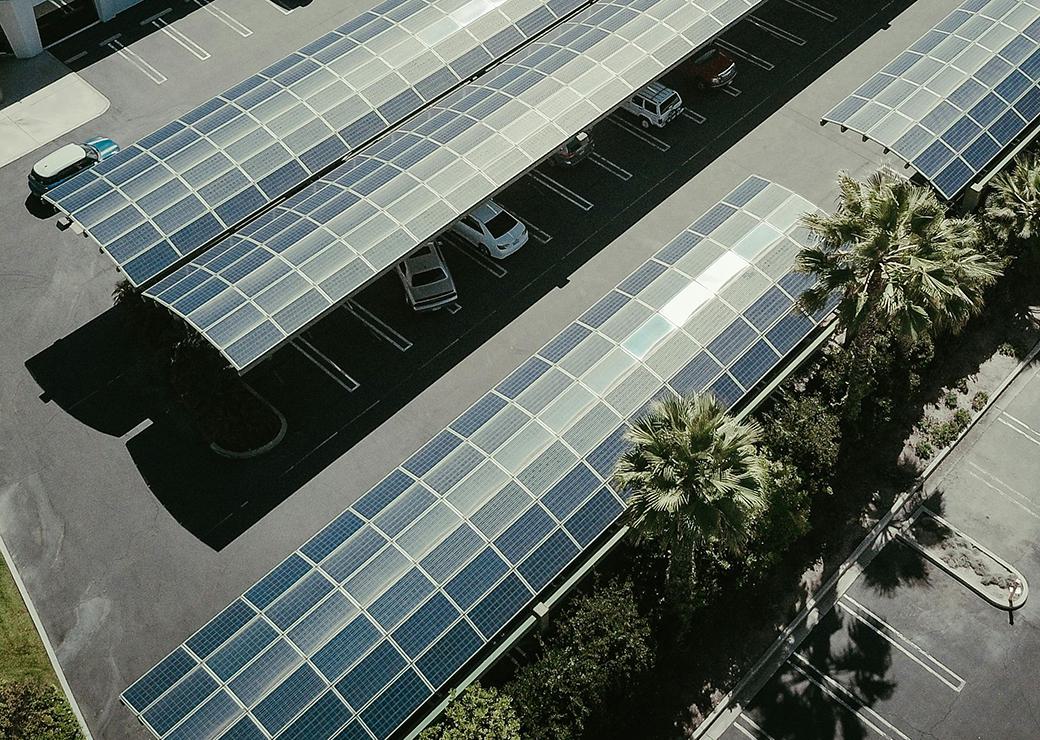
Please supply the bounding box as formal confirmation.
[0,0,43,59]
[92,0,121,22]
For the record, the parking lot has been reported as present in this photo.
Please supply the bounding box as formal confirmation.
[0,0,967,737]
[716,360,1040,740]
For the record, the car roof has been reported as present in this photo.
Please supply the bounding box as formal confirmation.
[635,80,678,103]
[469,200,504,223]
[32,143,87,178]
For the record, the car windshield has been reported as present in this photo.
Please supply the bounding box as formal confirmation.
[662,93,680,110]
[486,211,517,238]
[412,268,446,287]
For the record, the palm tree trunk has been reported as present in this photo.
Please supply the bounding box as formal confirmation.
[841,283,884,431]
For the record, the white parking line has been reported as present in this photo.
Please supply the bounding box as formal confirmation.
[527,170,594,211]
[683,109,706,124]
[144,12,211,60]
[516,217,553,244]
[589,152,632,181]
[997,415,1040,447]
[103,37,167,84]
[716,39,774,71]
[444,236,509,277]
[732,722,756,739]
[446,302,462,314]
[606,115,671,152]
[63,50,89,64]
[837,597,965,692]
[748,15,806,46]
[738,714,778,740]
[189,0,253,36]
[723,85,741,97]
[784,0,836,21]
[292,338,359,391]
[789,654,911,740]
[344,301,412,352]
[967,464,1040,519]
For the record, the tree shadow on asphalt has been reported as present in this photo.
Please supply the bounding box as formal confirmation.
[26,0,919,552]
[746,608,896,740]
[862,491,948,598]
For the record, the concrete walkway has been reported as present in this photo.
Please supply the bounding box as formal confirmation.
[0,55,109,169]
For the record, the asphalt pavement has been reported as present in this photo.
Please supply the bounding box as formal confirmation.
[0,0,968,737]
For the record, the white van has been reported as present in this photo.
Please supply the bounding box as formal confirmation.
[621,81,683,129]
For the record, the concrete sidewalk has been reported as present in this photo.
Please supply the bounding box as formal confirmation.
[0,54,109,168]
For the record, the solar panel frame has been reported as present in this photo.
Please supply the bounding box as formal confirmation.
[122,177,833,740]
[145,0,768,372]
[45,0,594,287]
[822,0,1040,199]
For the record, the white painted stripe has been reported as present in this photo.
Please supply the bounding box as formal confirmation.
[44,19,101,49]
[345,301,413,352]
[790,654,911,740]
[446,302,462,314]
[747,15,806,45]
[63,50,88,63]
[997,416,1040,447]
[683,109,706,123]
[527,171,594,211]
[444,236,508,277]
[1002,410,1040,439]
[715,39,774,70]
[967,468,1040,520]
[733,721,756,739]
[837,597,965,691]
[107,40,167,84]
[723,85,741,97]
[153,18,211,60]
[589,152,632,181]
[783,0,836,21]
[968,461,1036,507]
[292,339,358,391]
[739,714,778,740]
[191,0,253,36]
[517,217,553,244]
[607,115,672,151]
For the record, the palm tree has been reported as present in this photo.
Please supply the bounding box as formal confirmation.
[797,171,1002,421]
[613,394,768,578]
[983,151,1040,250]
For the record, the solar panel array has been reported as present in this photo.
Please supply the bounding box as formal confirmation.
[822,0,1040,199]
[144,0,766,372]
[43,0,589,287]
[121,177,836,740]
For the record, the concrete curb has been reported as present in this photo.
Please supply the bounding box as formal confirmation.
[693,335,1040,739]
[898,505,1028,611]
[0,533,93,739]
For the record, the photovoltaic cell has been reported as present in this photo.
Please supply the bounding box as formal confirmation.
[47,0,591,286]
[823,0,1040,199]
[146,0,778,372]
[122,179,832,740]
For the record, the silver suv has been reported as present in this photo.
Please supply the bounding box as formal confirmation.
[396,241,457,311]
[621,81,683,128]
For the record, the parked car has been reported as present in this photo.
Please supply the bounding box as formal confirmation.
[450,200,529,259]
[621,81,683,129]
[28,137,119,196]
[396,241,458,311]
[682,45,736,89]
[550,131,593,167]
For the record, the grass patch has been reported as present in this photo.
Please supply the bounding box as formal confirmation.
[0,556,56,686]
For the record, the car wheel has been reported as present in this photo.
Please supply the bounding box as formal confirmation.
[640,117,650,129]
[481,245,492,259]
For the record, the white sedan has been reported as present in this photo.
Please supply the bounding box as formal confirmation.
[450,200,529,259]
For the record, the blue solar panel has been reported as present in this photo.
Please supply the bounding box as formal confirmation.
[143,668,218,735]
[124,179,831,740]
[124,648,196,712]
[823,0,1040,199]
[278,692,351,740]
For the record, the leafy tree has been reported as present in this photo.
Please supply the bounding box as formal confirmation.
[508,579,652,740]
[419,683,520,740]
[797,171,1001,423]
[984,151,1040,250]
[613,394,768,580]
[760,391,839,497]
[0,680,80,740]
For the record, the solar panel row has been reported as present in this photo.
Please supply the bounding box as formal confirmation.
[145,0,766,372]
[44,0,591,286]
[121,177,835,740]
[822,0,1040,199]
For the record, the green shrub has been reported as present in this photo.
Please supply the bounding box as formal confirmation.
[419,684,520,740]
[0,681,80,740]
[943,390,959,409]
[914,439,935,460]
[998,341,1019,358]
[972,391,989,411]
[508,579,652,740]
[761,391,840,498]
[953,408,972,430]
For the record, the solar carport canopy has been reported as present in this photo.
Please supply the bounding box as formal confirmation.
[42,0,590,287]
[146,0,767,372]
[822,0,1040,199]
[121,177,834,740]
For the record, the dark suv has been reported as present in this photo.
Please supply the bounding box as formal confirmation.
[550,131,593,166]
